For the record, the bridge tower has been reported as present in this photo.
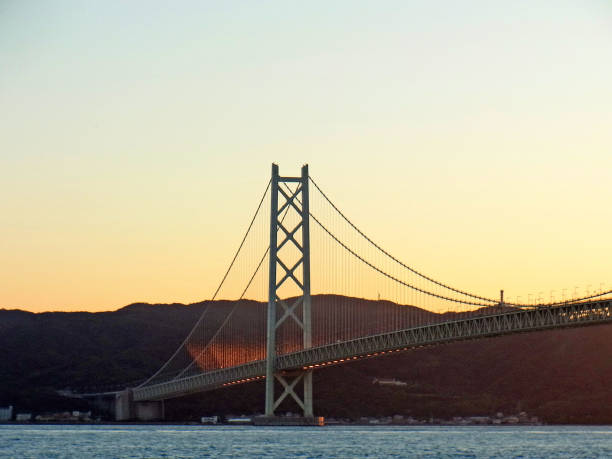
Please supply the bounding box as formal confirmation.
[265,163,313,418]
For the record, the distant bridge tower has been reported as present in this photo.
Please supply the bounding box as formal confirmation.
[265,163,313,418]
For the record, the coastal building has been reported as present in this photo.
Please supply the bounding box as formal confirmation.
[372,378,407,387]
[200,416,218,424]
[0,406,13,421]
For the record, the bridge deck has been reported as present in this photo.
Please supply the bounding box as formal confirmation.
[133,298,611,402]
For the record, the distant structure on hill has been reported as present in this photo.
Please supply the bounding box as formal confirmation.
[372,378,407,387]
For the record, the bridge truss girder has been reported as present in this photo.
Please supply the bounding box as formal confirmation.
[279,299,612,370]
[132,298,611,402]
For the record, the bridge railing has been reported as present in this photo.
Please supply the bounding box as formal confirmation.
[133,298,610,402]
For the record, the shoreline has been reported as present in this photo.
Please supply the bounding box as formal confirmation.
[5,421,612,427]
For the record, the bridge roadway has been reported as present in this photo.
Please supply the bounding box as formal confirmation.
[133,298,611,402]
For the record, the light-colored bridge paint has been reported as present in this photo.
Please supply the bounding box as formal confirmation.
[132,298,611,402]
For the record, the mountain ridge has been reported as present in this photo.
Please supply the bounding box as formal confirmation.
[2,296,611,423]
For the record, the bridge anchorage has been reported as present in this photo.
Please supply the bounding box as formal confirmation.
[102,162,611,423]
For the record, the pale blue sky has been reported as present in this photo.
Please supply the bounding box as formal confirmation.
[1,1,611,310]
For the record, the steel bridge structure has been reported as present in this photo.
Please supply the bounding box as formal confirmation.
[133,297,612,402]
[112,164,611,421]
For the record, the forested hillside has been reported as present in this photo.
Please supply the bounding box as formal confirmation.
[2,298,611,423]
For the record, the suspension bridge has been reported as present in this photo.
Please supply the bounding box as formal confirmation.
[110,164,611,422]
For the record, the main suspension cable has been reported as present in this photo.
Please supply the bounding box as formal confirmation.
[172,185,297,379]
[173,246,270,379]
[310,212,495,307]
[138,179,271,387]
[211,179,271,300]
[309,175,500,304]
[309,176,612,308]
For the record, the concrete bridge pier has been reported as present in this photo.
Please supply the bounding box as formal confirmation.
[115,389,164,421]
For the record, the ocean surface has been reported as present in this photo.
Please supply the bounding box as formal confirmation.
[1,424,611,458]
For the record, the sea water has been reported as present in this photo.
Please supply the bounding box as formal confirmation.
[1,424,611,458]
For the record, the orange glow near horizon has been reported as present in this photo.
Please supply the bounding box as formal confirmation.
[1,2,610,312]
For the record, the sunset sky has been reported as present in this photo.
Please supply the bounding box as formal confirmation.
[2,1,611,312]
